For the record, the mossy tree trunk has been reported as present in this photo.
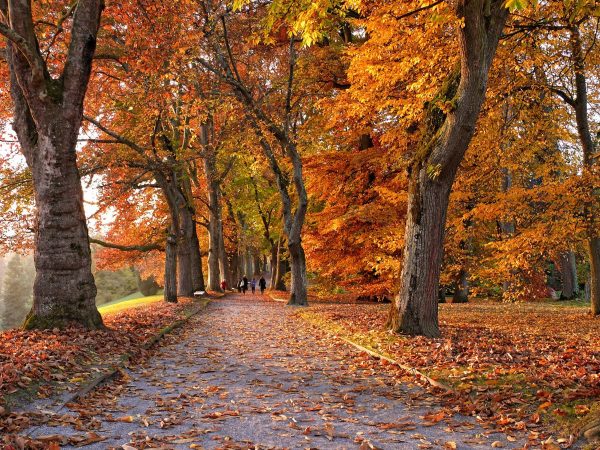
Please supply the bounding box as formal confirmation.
[1,0,105,330]
[387,0,508,337]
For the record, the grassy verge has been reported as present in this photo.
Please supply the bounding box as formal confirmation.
[0,296,207,428]
[295,300,599,445]
[98,294,163,316]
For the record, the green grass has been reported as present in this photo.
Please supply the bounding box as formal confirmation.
[544,298,589,308]
[98,294,164,316]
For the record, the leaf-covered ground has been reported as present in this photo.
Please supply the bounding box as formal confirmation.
[5,295,537,449]
[0,297,199,435]
[296,300,600,448]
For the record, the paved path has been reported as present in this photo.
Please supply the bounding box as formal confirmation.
[27,295,528,449]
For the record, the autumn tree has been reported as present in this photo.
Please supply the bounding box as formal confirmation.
[195,2,310,305]
[377,0,508,337]
[0,0,104,329]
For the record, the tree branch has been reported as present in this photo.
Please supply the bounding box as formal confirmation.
[90,238,164,252]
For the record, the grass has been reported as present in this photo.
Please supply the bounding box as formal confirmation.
[98,294,164,316]
[296,299,599,443]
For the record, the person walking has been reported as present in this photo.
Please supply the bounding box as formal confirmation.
[237,278,243,293]
[251,278,257,294]
[220,279,228,291]
[242,275,249,295]
[259,276,267,294]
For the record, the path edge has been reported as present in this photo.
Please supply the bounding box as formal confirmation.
[54,297,212,410]
[298,312,453,392]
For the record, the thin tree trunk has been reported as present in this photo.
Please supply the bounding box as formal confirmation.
[559,250,578,300]
[387,0,508,337]
[273,233,287,291]
[190,219,205,292]
[588,238,600,315]
[164,229,178,303]
[568,26,600,315]
[288,241,308,306]
[177,207,195,297]
[203,132,222,291]
[253,254,261,276]
[269,243,278,286]
[218,219,229,287]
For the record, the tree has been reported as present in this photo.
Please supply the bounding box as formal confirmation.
[0,0,104,329]
[195,2,310,305]
[387,0,508,337]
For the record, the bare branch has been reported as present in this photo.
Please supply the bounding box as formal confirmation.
[90,238,164,252]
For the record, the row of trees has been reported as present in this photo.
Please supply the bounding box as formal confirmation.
[0,0,598,336]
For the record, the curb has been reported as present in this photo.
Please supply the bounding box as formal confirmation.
[51,298,210,413]
[268,292,288,303]
[299,314,453,392]
[338,336,453,392]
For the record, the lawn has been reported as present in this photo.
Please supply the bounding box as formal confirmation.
[98,294,163,316]
[297,299,600,442]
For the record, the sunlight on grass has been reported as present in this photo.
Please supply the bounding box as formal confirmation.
[98,294,163,316]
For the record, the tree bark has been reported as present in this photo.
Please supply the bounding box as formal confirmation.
[558,250,578,300]
[202,123,223,291]
[568,26,599,315]
[189,218,205,292]
[177,206,195,297]
[164,229,178,303]
[218,226,230,288]
[388,0,508,337]
[588,238,600,315]
[273,233,287,291]
[1,0,105,329]
[253,254,261,276]
[288,241,308,306]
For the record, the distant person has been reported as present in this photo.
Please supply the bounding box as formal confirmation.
[251,278,257,294]
[242,275,249,295]
[259,276,267,294]
[237,278,243,293]
[220,280,228,291]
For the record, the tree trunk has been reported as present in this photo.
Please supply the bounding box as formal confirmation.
[387,0,508,337]
[269,242,278,287]
[452,268,469,303]
[218,221,230,288]
[559,250,578,300]
[206,222,221,291]
[204,150,222,291]
[288,241,308,306]
[588,238,600,315]
[177,208,195,297]
[189,219,205,292]
[388,177,450,336]
[164,229,178,303]
[2,0,106,330]
[244,251,253,278]
[23,121,102,329]
[273,234,287,291]
[254,254,262,276]
[568,26,600,316]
